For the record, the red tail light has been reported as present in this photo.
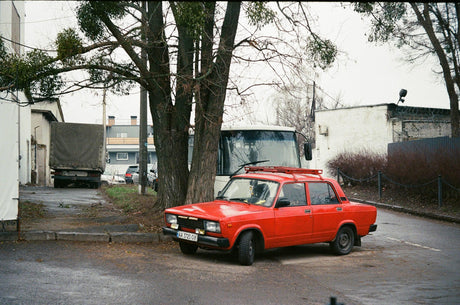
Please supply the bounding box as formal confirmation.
[126,173,132,177]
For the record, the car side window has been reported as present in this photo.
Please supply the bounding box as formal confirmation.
[308,183,339,205]
[278,183,307,206]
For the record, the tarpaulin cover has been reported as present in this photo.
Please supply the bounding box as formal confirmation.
[0,101,19,221]
[49,122,105,172]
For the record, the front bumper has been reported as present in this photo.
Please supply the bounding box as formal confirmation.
[162,227,230,248]
[369,224,377,232]
[54,175,100,182]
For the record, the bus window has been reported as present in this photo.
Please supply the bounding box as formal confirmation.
[217,129,301,176]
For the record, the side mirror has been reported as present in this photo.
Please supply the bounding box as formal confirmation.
[304,142,312,161]
[276,197,290,208]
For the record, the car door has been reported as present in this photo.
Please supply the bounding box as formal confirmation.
[308,182,343,242]
[272,182,313,247]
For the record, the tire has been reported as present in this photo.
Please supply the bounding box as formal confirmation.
[330,226,354,255]
[179,241,198,255]
[238,231,255,266]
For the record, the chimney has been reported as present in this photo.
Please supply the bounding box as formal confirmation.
[108,116,115,126]
[131,115,138,125]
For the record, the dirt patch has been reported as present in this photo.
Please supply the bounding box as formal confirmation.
[98,185,164,233]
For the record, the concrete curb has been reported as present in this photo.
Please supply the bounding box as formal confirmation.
[1,230,174,243]
[351,198,460,225]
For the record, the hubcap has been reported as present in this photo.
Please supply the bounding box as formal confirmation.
[339,233,349,248]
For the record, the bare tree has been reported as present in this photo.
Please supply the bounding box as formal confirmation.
[354,2,460,137]
[0,1,338,207]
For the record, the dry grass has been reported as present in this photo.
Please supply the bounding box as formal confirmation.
[19,201,46,219]
[101,184,164,233]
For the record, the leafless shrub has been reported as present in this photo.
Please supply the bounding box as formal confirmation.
[386,146,460,199]
[329,147,459,201]
[327,150,387,186]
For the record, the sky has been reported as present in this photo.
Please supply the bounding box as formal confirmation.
[24,2,450,126]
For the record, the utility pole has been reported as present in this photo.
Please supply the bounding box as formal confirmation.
[138,0,148,194]
[102,84,107,152]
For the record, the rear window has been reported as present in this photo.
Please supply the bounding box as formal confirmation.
[308,182,339,205]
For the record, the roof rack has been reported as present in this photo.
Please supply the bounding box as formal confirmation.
[244,166,323,177]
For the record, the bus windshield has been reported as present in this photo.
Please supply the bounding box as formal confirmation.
[217,129,301,176]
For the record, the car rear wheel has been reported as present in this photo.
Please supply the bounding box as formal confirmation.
[238,231,255,266]
[330,226,354,255]
[179,241,198,255]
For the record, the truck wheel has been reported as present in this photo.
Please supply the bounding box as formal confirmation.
[330,226,354,255]
[179,242,198,255]
[238,231,255,266]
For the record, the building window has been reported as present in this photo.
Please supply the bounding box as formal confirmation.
[116,153,128,161]
[117,133,128,138]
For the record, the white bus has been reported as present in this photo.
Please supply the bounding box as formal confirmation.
[213,125,311,194]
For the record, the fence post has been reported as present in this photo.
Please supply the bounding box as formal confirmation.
[378,171,382,200]
[438,175,442,208]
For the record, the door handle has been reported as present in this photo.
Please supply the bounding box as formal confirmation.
[336,207,342,211]
[305,209,311,213]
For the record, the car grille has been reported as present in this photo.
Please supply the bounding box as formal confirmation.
[177,216,204,230]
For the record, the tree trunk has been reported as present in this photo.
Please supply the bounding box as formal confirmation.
[411,3,460,137]
[186,1,241,204]
[153,111,190,209]
[147,1,191,209]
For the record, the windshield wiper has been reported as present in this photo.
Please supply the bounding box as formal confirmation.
[229,198,248,203]
[229,160,270,178]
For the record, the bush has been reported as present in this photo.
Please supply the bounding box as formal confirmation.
[326,150,387,185]
[386,146,459,199]
[386,146,460,188]
[328,147,459,202]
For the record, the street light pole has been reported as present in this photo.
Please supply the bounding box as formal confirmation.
[138,0,148,195]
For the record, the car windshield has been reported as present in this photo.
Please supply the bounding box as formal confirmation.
[217,178,278,207]
[126,167,138,174]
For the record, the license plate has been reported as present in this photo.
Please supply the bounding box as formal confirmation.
[63,171,88,177]
[177,231,198,242]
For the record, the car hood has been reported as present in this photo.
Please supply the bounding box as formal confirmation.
[165,200,269,221]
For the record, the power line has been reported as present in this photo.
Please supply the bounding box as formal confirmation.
[0,15,75,25]
[0,36,57,52]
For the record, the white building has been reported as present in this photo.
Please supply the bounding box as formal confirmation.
[31,99,65,186]
[312,103,451,177]
[0,1,28,221]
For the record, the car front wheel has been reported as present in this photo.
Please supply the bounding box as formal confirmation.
[238,231,255,266]
[330,226,354,255]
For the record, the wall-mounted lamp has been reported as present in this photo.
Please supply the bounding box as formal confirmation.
[397,89,407,105]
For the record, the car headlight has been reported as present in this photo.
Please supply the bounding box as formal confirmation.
[204,220,221,233]
[165,213,177,224]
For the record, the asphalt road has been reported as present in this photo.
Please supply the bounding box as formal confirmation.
[1,209,459,305]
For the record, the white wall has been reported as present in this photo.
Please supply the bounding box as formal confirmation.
[313,104,392,177]
[0,100,19,220]
[0,1,25,52]
[1,1,30,185]
[18,97,31,184]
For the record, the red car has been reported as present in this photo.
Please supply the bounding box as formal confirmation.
[163,166,377,265]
